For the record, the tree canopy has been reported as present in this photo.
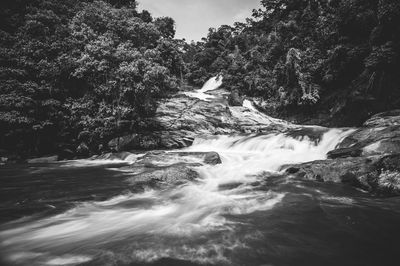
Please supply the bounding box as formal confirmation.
[185,0,400,125]
[0,0,184,156]
[1,0,400,157]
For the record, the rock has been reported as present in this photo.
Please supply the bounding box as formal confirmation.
[283,154,400,196]
[363,110,400,127]
[203,152,222,165]
[108,134,139,152]
[27,155,59,164]
[175,151,222,165]
[136,151,222,166]
[283,157,378,184]
[127,165,199,189]
[336,110,400,157]
[327,146,363,159]
[159,131,195,149]
[76,142,90,157]
[143,88,293,149]
[228,90,244,106]
[288,110,400,196]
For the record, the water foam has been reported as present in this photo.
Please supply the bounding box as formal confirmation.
[184,76,223,101]
[0,76,355,265]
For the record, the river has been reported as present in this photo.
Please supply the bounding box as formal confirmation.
[1,79,400,266]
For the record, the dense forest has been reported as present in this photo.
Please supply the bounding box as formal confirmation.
[0,0,186,157]
[1,0,400,159]
[186,0,400,125]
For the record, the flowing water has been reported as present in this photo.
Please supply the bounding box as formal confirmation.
[183,76,223,101]
[1,79,400,266]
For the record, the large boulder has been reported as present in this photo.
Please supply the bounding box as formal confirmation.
[135,151,222,166]
[287,110,400,196]
[284,154,400,196]
[158,131,195,149]
[327,146,363,159]
[363,110,400,127]
[127,165,199,189]
[175,151,222,165]
[333,110,400,157]
[203,152,222,165]
[283,157,378,184]
[141,88,293,149]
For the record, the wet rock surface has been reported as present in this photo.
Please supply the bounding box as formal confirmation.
[285,111,400,196]
[127,164,200,189]
[333,110,400,157]
[97,150,222,189]
[109,88,293,151]
[134,151,222,167]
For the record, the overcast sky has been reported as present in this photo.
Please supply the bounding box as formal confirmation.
[138,0,261,41]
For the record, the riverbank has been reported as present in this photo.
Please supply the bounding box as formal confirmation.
[3,81,400,198]
[2,112,400,266]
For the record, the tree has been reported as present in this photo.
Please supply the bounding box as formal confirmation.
[0,0,184,157]
[155,17,176,39]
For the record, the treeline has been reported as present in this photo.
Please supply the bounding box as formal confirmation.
[1,0,400,158]
[0,0,186,157]
[186,0,400,125]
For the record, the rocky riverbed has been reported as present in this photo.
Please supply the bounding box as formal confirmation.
[2,81,400,266]
[284,110,400,196]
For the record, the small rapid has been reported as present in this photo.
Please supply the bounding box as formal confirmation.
[183,76,223,101]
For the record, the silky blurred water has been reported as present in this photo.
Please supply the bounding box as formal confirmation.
[1,128,400,266]
[1,75,400,266]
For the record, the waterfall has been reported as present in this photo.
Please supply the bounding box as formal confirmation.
[184,76,223,101]
[198,75,223,93]
[239,99,293,127]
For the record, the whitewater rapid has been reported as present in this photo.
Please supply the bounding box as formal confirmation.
[0,127,353,265]
[183,75,223,101]
[0,76,357,265]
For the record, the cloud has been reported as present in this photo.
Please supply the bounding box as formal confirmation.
[138,0,261,41]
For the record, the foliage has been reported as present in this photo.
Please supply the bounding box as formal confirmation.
[0,0,184,156]
[185,0,400,122]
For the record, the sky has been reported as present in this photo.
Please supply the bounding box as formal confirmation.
[138,0,261,41]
